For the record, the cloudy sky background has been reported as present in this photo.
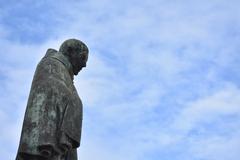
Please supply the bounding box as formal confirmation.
[1,0,240,159]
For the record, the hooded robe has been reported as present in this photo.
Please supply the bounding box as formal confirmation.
[16,49,82,160]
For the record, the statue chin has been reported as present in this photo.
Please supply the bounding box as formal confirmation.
[73,72,79,75]
[73,68,82,75]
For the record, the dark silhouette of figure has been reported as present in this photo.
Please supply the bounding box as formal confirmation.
[16,39,89,160]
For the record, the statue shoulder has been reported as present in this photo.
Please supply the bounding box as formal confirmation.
[45,48,58,57]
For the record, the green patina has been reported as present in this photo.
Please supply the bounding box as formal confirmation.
[16,39,89,160]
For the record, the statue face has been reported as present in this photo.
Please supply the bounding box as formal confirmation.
[71,51,88,75]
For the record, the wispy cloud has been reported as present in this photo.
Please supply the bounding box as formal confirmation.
[0,0,240,160]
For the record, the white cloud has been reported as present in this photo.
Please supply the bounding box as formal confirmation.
[1,0,240,160]
[189,133,240,160]
[172,83,240,133]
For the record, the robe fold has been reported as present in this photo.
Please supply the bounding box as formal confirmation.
[16,49,82,160]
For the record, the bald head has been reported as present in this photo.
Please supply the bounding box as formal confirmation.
[59,39,88,56]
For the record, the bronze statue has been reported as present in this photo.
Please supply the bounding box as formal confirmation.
[16,39,89,160]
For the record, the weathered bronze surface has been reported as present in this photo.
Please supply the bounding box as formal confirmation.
[16,39,89,160]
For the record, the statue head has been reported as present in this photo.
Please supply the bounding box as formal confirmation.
[59,39,89,75]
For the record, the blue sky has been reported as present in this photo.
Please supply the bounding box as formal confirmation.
[1,0,240,159]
